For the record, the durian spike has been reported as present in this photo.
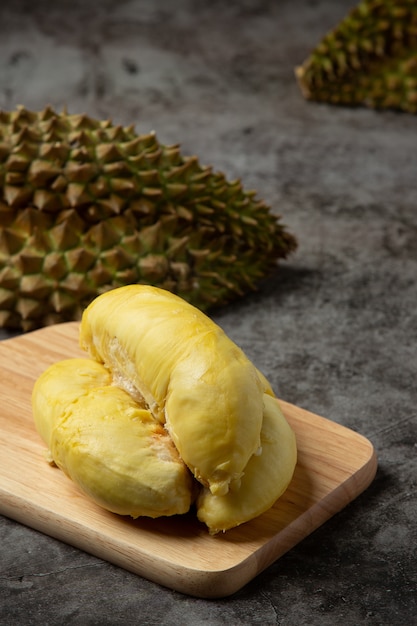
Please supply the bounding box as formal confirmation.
[295,0,417,114]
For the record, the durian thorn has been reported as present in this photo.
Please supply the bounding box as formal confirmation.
[0,265,20,289]
[195,203,215,215]
[70,113,98,131]
[59,272,91,295]
[122,136,145,156]
[21,318,41,332]
[66,182,92,207]
[138,254,169,280]
[166,235,190,258]
[0,142,10,161]
[15,126,41,145]
[163,157,196,181]
[20,274,51,298]
[16,296,44,320]
[188,248,210,260]
[168,257,190,275]
[12,106,37,126]
[190,167,212,183]
[105,125,126,142]
[198,270,232,286]
[11,140,38,160]
[87,173,111,195]
[65,162,99,183]
[0,310,19,328]
[16,248,45,273]
[230,222,243,237]
[40,105,58,121]
[72,129,96,148]
[70,146,90,162]
[49,219,81,250]
[43,129,65,143]
[138,221,163,251]
[219,254,237,264]
[211,183,228,198]
[13,207,49,237]
[100,246,131,270]
[0,287,15,308]
[241,215,258,226]
[97,194,126,215]
[42,251,68,280]
[3,185,32,208]
[129,198,154,216]
[89,263,113,286]
[211,199,226,211]
[50,290,77,313]
[165,183,188,197]
[110,178,137,195]
[189,183,208,195]
[143,147,163,166]
[51,174,68,192]
[95,142,124,163]
[175,205,194,221]
[142,186,163,198]
[86,220,121,250]
[5,155,29,172]
[137,169,159,185]
[162,145,181,163]
[28,159,61,186]
[41,116,68,136]
[65,247,96,272]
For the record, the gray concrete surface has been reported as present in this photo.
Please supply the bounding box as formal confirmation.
[0,0,416,624]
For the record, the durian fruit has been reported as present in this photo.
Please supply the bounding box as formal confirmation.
[79,284,268,497]
[196,394,296,534]
[0,106,297,332]
[33,285,297,532]
[295,0,417,113]
[32,358,194,518]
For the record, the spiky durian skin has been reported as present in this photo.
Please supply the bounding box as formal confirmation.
[0,106,297,331]
[295,0,417,114]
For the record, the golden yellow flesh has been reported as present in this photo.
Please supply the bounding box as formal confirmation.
[32,358,111,447]
[32,285,298,532]
[79,285,264,496]
[32,358,193,518]
[196,393,297,533]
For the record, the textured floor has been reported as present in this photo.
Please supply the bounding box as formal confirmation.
[1,1,416,624]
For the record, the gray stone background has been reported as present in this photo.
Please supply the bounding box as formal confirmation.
[0,0,416,624]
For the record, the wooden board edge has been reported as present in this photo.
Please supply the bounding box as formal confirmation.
[0,441,378,599]
[208,440,378,598]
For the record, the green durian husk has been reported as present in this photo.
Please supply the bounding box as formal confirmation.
[0,106,297,331]
[295,0,417,114]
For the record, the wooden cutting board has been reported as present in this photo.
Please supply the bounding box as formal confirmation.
[0,322,377,598]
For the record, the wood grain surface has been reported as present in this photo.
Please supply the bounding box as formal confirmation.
[0,322,377,598]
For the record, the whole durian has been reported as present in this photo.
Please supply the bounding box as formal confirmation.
[0,106,297,331]
[296,0,417,114]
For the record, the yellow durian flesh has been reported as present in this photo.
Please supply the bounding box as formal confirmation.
[32,358,111,448]
[196,393,297,534]
[32,358,193,518]
[79,284,264,496]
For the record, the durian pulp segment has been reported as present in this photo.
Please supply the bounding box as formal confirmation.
[32,358,111,447]
[32,358,193,518]
[196,393,297,534]
[79,284,264,496]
